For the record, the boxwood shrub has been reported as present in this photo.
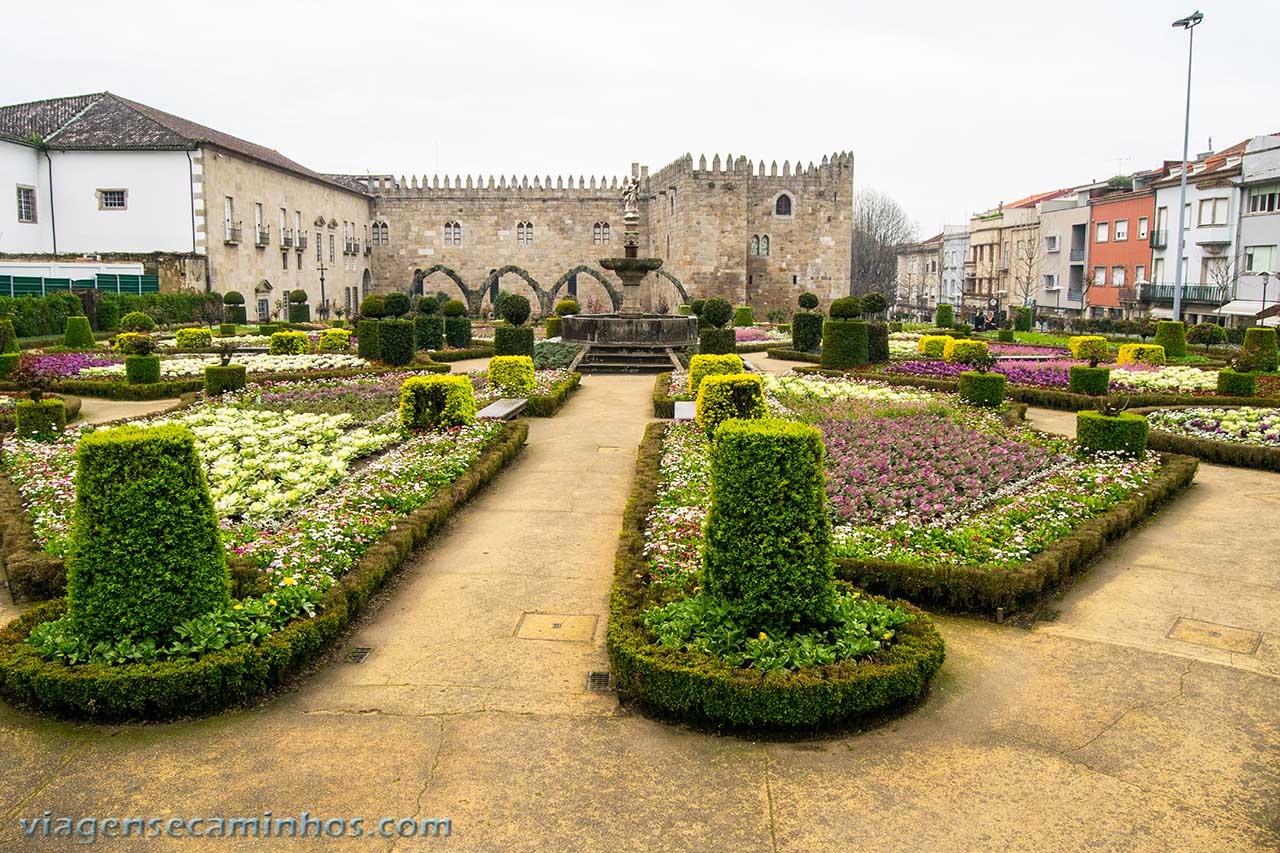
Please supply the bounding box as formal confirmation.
[257,322,282,336]
[1154,321,1187,357]
[868,322,889,363]
[494,325,535,357]
[269,330,309,355]
[791,312,823,352]
[942,338,988,364]
[0,319,18,354]
[357,319,381,360]
[1014,306,1032,332]
[695,374,765,436]
[124,355,160,384]
[120,311,155,333]
[318,328,352,352]
[378,319,416,366]
[1077,410,1148,457]
[688,353,743,395]
[96,298,121,332]
[1216,368,1255,397]
[820,319,869,369]
[998,329,1015,343]
[63,316,95,349]
[544,317,562,339]
[0,353,20,379]
[175,327,213,349]
[917,335,949,358]
[732,306,754,327]
[204,364,246,396]
[934,304,953,328]
[1068,335,1108,361]
[488,355,535,395]
[15,399,66,438]
[1068,365,1110,396]
[699,328,736,355]
[1238,327,1278,372]
[958,371,1005,408]
[399,375,476,429]
[414,316,444,351]
[1117,343,1166,366]
[219,323,236,336]
[445,315,472,348]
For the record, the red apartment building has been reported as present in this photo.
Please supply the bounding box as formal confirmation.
[1086,188,1155,319]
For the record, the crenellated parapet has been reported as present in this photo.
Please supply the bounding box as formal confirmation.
[358,172,637,199]
[648,151,853,189]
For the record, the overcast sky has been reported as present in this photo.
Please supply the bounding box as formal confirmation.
[6,1,1275,236]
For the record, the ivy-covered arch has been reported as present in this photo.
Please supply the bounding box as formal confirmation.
[550,265,622,312]
[485,265,551,317]
[653,269,691,306]
[414,265,476,311]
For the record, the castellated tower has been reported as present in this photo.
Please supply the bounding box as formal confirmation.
[360,151,853,315]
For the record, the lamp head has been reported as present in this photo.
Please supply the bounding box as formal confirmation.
[1172,11,1204,28]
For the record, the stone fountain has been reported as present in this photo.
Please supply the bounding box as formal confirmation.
[561,177,698,372]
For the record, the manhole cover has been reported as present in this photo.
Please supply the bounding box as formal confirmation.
[346,647,373,664]
[515,612,598,642]
[586,671,614,691]
[1166,617,1262,654]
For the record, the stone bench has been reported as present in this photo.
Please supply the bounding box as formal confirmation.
[477,398,528,420]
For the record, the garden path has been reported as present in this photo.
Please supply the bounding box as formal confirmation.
[75,396,182,425]
[0,388,1274,851]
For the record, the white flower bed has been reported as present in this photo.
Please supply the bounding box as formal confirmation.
[159,334,271,348]
[78,353,369,379]
[761,373,935,404]
[1109,365,1218,394]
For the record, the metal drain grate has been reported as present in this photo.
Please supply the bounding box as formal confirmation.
[586,671,614,692]
[346,647,373,664]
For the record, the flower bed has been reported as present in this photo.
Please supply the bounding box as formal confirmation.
[734,327,789,343]
[467,368,581,416]
[78,353,370,380]
[1133,406,1280,471]
[887,359,1075,389]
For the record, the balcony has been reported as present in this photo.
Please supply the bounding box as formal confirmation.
[1149,230,1168,249]
[281,228,294,249]
[296,233,308,251]
[1069,248,1085,262]
[224,222,243,245]
[363,244,372,256]
[1140,283,1230,304]
[255,225,270,247]
[344,239,358,255]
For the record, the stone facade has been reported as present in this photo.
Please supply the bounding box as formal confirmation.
[361,151,853,317]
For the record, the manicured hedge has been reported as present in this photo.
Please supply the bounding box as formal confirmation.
[0,422,528,721]
[868,322,889,364]
[1133,406,1280,471]
[544,317,562,339]
[835,451,1199,614]
[15,398,66,438]
[732,306,754,327]
[0,354,19,380]
[934,304,953,328]
[204,364,246,396]
[494,325,535,357]
[958,372,1005,408]
[688,353,743,396]
[427,346,495,362]
[124,355,161,384]
[175,327,213,349]
[399,375,476,429]
[1238,328,1278,373]
[0,394,79,435]
[378,319,416,366]
[63,316,95,349]
[357,320,381,360]
[699,328,736,355]
[414,316,444,351]
[522,372,582,417]
[219,323,236,336]
[652,372,677,418]
[37,365,451,401]
[445,315,473,348]
[1014,306,1032,332]
[733,341,780,354]
[695,374,765,435]
[1077,410,1148,457]
[1117,343,1165,366]
[998,329,1014,343]
[607,423,945,729]
[766,348,821,364]
[1068,365,1110,396]
[820,319,868,369]
[791,312,823,352]
[1154,321,1187,357]
[318,328,352,352]
[943,338,988,364]
[918,335,948,358]
[488,355,535,395]
[1216,369,1255,397]
[1069,335,1108,362]
[269,330,309,356]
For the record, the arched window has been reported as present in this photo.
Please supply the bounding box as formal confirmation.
[760,235,770,257]
[775,193,793,217]
[371,222,389,246]
[517,221,533,245]
[750,235,759,256]
[444,220,461,246]
[593,221,611,245]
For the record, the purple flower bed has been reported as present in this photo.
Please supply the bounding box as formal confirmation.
[734,327,771,342]
[819,413,1053,525]
[988,343,1068,356]
[28,352,122,377]
[887,359,1076,389]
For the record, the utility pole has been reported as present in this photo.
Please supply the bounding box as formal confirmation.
[1170,11,1204,322]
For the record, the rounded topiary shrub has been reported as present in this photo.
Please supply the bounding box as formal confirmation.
[417,296,439,316]
[399,375,476,429]
[15,398,66,439]
[414,316,443,351]
[383,292,411,318]
[204,364,246,396]
[1076,410,1148,457]
[867,322,889,363]
[699,327,736,355]
[360,294,387,319]
[120,311,155,333]
[269,330,310,355]
[689,299,707,319]
[495,325,535,357]
[703,418,835,630]
[378,319,416,365]
[958,371,1006,408]
[688,353,744,395]
[114,332,157,356]
[1216,368,1256,397]
[695,373,766,437]
[1014,306,1032,332]
[935,303,954,328]
[820,319,869,369]
[1238,327,1278,373]
[0,318,19,354]
[356,319,381,360]
[65,424,229,644]
[175,327,213,349]
[732,306,754,327]
[829,296,863,320]
[1116,343,1166,366]
[701,298,733,329]
[63,316,94,349]
[488,355,536,395]
[1187,323,1227,347]
[445,315,472,348]
[917,335,949,358]
[797,292,819,311]
[555,299,580,317]
[1069,335,1109,362]
[942,338,989,364]
[861,292,887,317]
[441,298,467,317]
[998,329,1015,343]
[1154,321,1187,358]
[124,354,160,384]
[318,328,352,352]
[223,290,245,306]
[792,312,823,352]
[500,293,531,326]
[1068,365,1111,396]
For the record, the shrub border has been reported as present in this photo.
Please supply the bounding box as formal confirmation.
[427,346,495,362]
[521,372,582,417]
[0,421,528,721]
[652,371,678,418]
[606,422,945,731]
[0,394,81,433]
[833,451,1199,615]
[766,347,821,363]
[1130,405,1280,472]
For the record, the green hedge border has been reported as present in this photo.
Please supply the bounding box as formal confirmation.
[521,372,582,417]
[1130,405,1280,472]
[733,341,782,354]
[834,451,1199,614]
[653,372,678,418]
[0,394,81,433]
[0,421,528,721]
[428,346,495,362]
[766,347,821,363]
[606,422,945,731]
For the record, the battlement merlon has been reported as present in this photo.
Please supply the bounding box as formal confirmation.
[647,150,855,190]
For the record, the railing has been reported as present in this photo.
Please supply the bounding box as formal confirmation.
[1149,230,1168,249]
[281,228,294,249]
[296,233,308,251]
[345,239,358,254]
[0,274,159,297]
[255,225,270,247]
[1140,283,1230,304]
[1069,248,1085,262]
[224,222,243,244]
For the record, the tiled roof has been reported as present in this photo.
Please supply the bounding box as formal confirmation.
[0,92,367,197]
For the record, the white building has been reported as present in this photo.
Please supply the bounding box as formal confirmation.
[940,225,968,308]
[1225,135,1280,325]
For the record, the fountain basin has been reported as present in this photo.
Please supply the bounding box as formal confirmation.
[561,313,698,348]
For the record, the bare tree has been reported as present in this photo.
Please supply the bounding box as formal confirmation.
[1008,223,1046,308]
[852,188,917,299]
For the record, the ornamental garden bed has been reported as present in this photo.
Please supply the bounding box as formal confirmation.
[608,422,945,731]
[0,385,528,720]
[0,393,81,433]
[1131,406,1280,472]
[641,373,1197,617]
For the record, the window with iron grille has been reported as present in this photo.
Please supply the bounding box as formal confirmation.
[16,186,35,223]
[99,189,127,210]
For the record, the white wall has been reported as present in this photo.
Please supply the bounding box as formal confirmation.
[0,139,52,253]
[47,149,194,253]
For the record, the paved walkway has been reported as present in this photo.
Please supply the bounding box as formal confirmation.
[0,383,1275,850]
[75,396,182,425]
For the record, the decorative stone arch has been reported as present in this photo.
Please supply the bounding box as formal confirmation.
[550,265,622,312]
[653,269,691,305]
[485,264,551,317]
[414,264,476,311]
[773,191,794,218]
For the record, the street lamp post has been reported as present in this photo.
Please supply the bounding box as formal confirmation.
[1262,271,1272,328]
[1170,10,1204,323]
